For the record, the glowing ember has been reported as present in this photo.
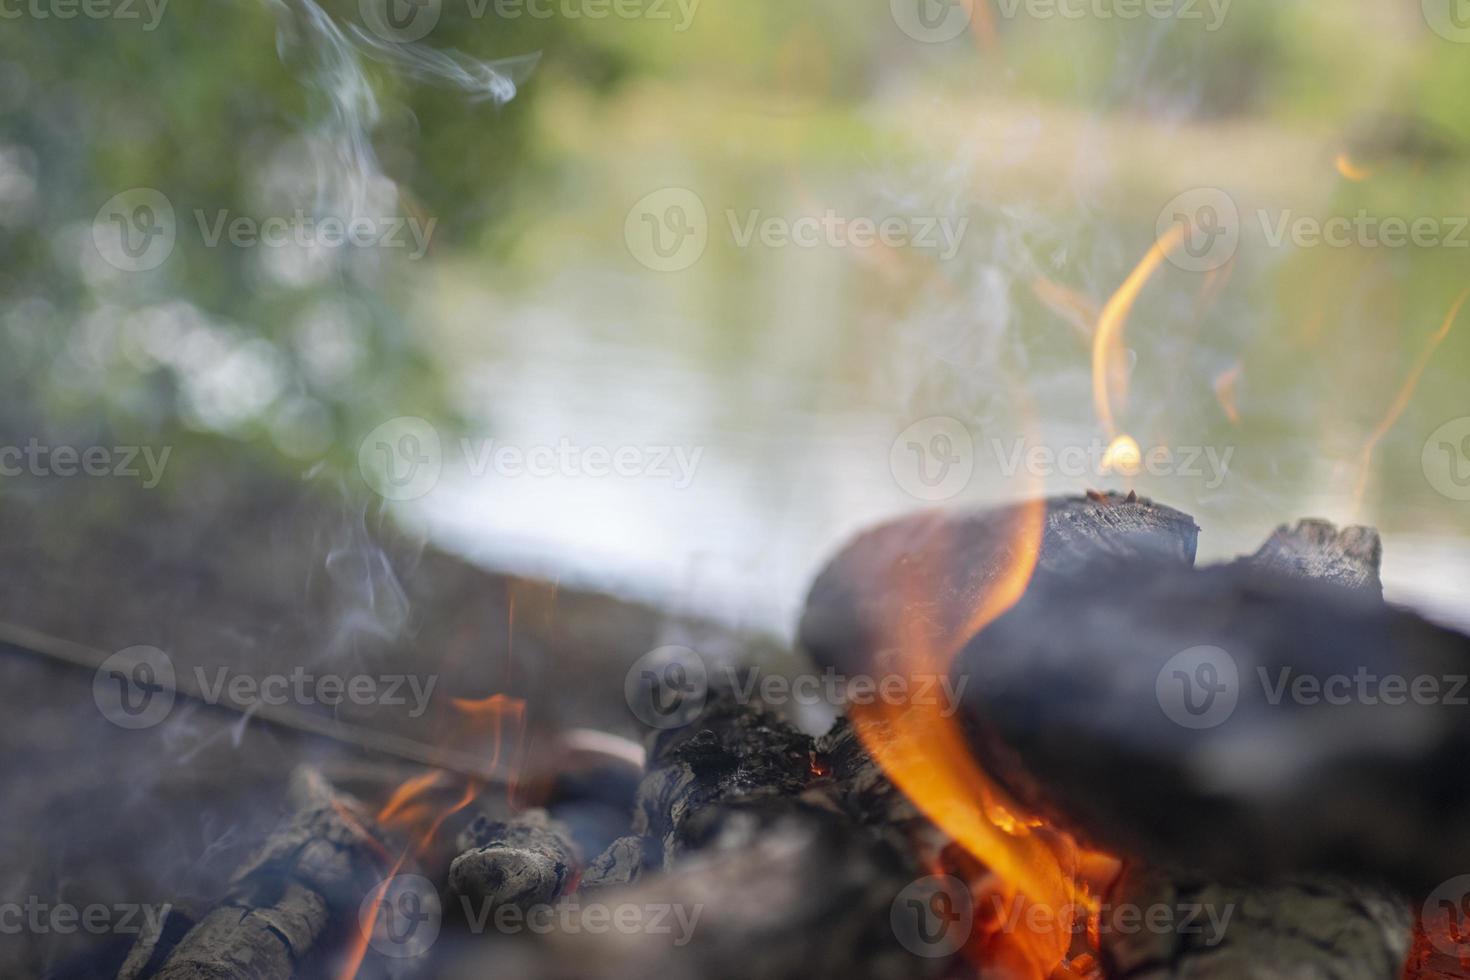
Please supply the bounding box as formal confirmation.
[1353,287,1470,508]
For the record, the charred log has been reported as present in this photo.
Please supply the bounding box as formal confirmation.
[449,809,581,912]
[1101,865,1412,980]
[953,562,1470,894]
[799,493,1200,677]
[1234,519,1383,597]
[632,689,815,866]
[125,768,387,980]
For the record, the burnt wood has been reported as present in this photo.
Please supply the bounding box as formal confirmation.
[799,493,1200,678]
[449,809,580,911]
[1234,519,1383,597]
[123,768,387,980]
[1101,866,1412,980]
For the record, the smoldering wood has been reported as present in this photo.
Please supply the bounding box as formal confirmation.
[449,808,581,911]
[443,801,943,980]
[798,493,1200,678]
[576,835,649,892]
[952,561,1470,894]
[1100,865,1413,980]
[1234,519,1383,597]
[633,689,816,866]
[125,768,387,980]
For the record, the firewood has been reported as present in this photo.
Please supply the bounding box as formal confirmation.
[953,561,1470,894]
[1101,865,1412,980]
[799,493,1200,678]
[577,835,649,892]
[440,800,942,980]
[632,689,815,866]
[122,767,387,980]
[449,809,580,912]
[1234,519,1383,597]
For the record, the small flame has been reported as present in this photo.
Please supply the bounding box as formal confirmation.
[1335,151,1375,182]
[1092,224,1188,441]
[1214,363,1243,425]
[1353,287,1470,508]
[1101,435,1142,477]
[1031,277,1101,342]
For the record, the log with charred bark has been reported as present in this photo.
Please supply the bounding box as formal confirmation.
[449,809,581,912]
[1234,519,1383,597]
[632,688,816,866]
[1100,865,1413,980]
[799,493,1200,678]
[121,767,388,980]
[952,560,1470,894]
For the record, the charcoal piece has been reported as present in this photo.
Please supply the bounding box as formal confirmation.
[128,767,387,980]
[953,561,1470,894]
[1233,519,1383,597]
[443,801,944,980]
[633,690,815,865]
[577,835,648,892]
[1101,866,1412,980]
[799,493,1200,677]
[449,809,580,911]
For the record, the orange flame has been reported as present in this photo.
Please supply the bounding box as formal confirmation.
[1092,225,1188,441]
[341,693,528,980]
[1214,363,1243,425]
[849,497,1110,978]
[1335,151,1374,182]
[1353,287,1470,508]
